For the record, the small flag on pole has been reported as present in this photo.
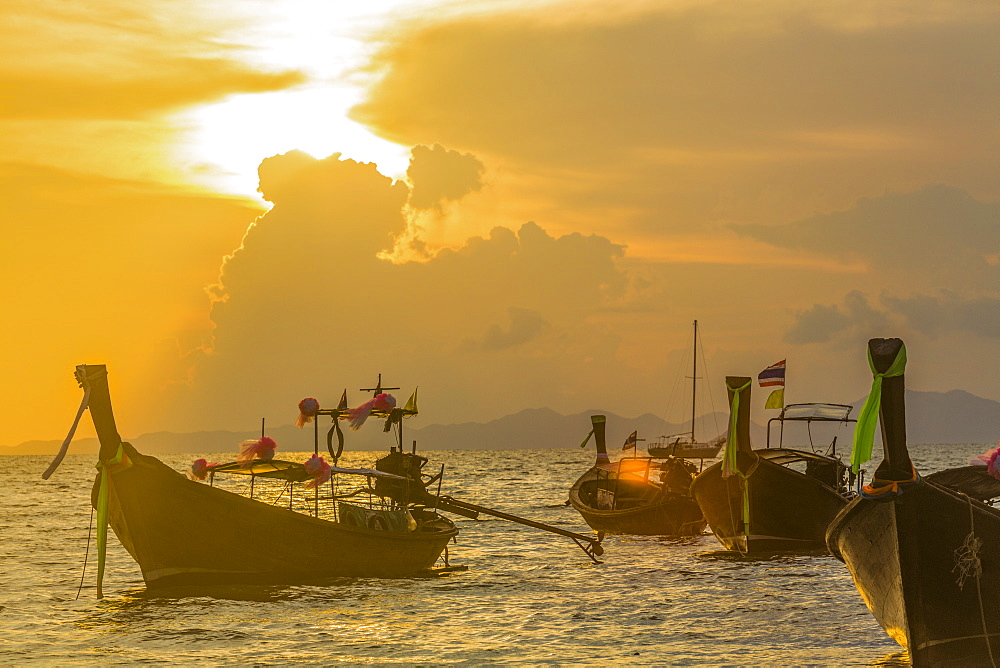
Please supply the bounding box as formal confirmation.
[622,431,638,451]
[758,359,786,409]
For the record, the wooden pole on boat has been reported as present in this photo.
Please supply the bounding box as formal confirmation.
[868,338,914,481]
[79,365,122,463]
[691,319,698,442]
[592,414,609,464]
[76,364,120,600]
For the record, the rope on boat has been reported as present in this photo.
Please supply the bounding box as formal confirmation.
[723,455,760,556]
[954,493,997,667]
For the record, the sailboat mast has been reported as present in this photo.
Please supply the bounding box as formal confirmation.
[691,319,697,441]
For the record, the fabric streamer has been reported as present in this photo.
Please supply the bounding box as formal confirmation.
[721,379,752,479]
[187,458,219,481]
[303,455,332,489]
[346,393,396,431]
[970,442,1000,480]
[719,378,755,541]
[42,368,102,479]
[95,444,130,599]
[850,343,907,474]
[296,397,320,428]
[237,436,277,465]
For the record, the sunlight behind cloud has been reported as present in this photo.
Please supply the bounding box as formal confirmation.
[179,86,412,196]
[174,0,574,196]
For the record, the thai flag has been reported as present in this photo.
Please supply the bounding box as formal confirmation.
[622,431,638,450]
[758,360,786,387]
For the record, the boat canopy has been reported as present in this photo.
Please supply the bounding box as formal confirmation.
[776,403,855,422]
[756,448,848,467]
[209,460,408,482]
[210,460,312,481]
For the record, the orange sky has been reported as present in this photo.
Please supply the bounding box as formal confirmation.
[3,0,999,447]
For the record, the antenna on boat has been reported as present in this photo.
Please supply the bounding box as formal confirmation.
[360,374,404,450]
[360,373,400,396]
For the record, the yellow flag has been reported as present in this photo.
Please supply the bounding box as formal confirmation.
[403,387,418,414]
[764,388,784,410]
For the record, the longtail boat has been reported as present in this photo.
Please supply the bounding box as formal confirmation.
[44,367,603,597]
[826,338,1000,665]
[647,320,725,460]
[691,377,855,553]
[568,415,706,536]
[42,365,463,595]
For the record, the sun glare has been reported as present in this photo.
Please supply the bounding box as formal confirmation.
[172,0,447,198]
[178,85,411,197]
[172,0,575,198]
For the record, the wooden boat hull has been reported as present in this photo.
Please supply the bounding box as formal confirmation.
[93,444,458,588]
[826,480,1000,665]
[568,466,706,536]
[692,450,848,553]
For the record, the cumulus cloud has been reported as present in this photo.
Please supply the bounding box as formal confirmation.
[160,152,631,431]
[475,307,548,351]
[406,144,485,210]
[353,0,1000,233]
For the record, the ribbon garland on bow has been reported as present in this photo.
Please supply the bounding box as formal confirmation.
[721,379,752,479]
[95,443,129,598]
[850,343,907,474]
[720,378,756,543]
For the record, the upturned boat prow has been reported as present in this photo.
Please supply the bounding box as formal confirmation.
[825,338,1000,666]
[691,376,854,555]
[569,415,706,536]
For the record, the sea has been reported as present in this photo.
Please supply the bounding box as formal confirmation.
[0,442,990,666]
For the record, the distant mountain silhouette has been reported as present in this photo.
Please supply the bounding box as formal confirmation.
[5,389,999,456]
[851,389,1000,446]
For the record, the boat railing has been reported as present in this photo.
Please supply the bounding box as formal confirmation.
[593,456,659,510]
[208,465,414,525]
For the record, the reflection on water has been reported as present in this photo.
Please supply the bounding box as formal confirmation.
[1,443,985,664]
[869,651,912,666]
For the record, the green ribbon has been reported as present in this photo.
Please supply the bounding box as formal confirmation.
[850,343,907,474]
[95,444,125,599]
[721,379,752,478]
[719,378,755,544]
[579,429,594,449]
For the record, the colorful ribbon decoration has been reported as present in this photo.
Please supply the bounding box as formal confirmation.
[860,462,920,500]
[95,444,129,598]
[721,379,752,479]
[719,378,755,542]
[850,343,907,474]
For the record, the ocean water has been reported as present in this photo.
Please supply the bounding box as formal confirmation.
[0,443,990,665]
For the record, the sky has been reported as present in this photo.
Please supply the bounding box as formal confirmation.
[3,0,999,448]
